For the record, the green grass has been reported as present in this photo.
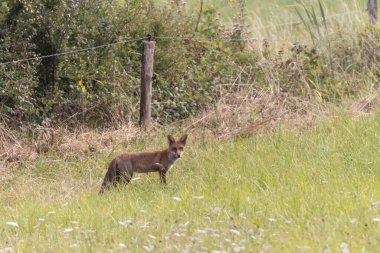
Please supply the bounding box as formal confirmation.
[183,0,367,43]
[1,112,380,252]
[201,0,365,24]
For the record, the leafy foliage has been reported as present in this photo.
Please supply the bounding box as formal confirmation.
[0,0,256,127]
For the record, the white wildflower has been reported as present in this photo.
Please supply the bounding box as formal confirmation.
[196,229,207,234]
[118,220,133,226]
[172,197,181,202]
[119,243,127,249]
[340,242,350,253]
[234,246,245,252]
[143,245,154,252]
[229,229,241,236]
[5,222,18,228]
[0,247,14,253]
[180,221,190,227]
[64,228,74,233]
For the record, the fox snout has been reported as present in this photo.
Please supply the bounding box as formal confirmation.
[171,150,183,159]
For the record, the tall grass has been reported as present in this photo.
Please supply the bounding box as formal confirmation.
[1,112,380,251]
[183,0,367,45]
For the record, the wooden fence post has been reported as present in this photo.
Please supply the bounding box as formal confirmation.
[368,0,377,24]
[139,39,156,132]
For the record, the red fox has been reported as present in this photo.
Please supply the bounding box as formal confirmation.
[100,134,188,193]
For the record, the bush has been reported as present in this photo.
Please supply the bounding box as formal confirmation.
[0,0,257,127]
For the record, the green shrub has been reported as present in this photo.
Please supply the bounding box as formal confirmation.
[0,0,258,127]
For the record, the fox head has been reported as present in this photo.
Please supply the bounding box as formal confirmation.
[167,134,188,161]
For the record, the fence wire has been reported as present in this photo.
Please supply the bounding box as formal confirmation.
[0,37,146,66]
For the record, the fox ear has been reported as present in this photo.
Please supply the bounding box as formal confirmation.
[168,135,175,145]
[179,134,188,145]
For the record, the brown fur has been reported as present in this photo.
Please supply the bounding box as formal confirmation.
[100,134,187,193]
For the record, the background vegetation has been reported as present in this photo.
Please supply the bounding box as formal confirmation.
[0,0,251,127]
[0,0,379,128]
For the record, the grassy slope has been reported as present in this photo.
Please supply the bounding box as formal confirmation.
[200,0,364,21]
[183,0,367,42]
[1,112,380,252]
[187,0,365,23]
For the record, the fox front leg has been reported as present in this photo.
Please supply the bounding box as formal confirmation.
[151,163,167,184]
[159,171,167,184]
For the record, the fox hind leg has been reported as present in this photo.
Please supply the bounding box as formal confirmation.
[99,168,114,194]
[115,160,134,186]
[120,171,133,184]
[99,158,123,194]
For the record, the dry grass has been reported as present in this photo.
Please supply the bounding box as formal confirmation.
[185,87,322,140]
[1,87,379,171]
[31,122,140,159]
[0,122,140,170]
[0,124,27,166]
[349,91,380,116]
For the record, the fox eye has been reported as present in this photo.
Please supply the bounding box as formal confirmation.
[178,147,183,151]
[172,148,177,151]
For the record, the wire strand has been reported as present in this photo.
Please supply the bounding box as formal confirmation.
[153,36,256,41]
[0,37,146,66]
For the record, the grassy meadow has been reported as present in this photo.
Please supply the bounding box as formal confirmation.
[184,0,367,43]
[1,112,380,252]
